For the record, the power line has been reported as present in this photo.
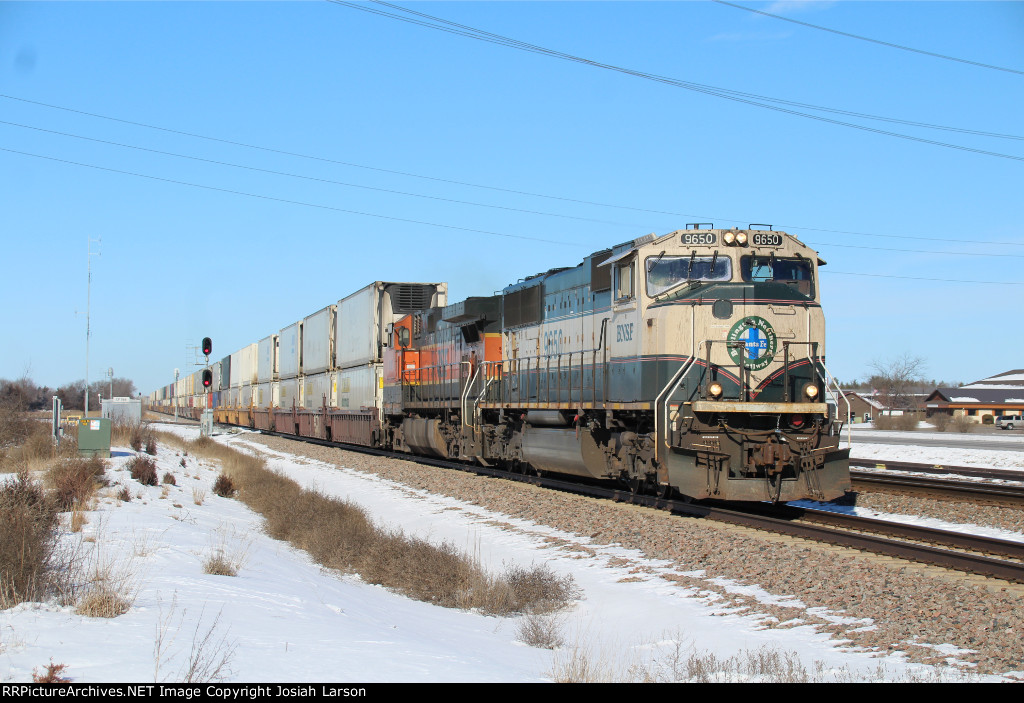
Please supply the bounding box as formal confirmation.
[6,118,1015,260]
[329,0,1024,162]
[0,146,580,246]
[713,0,1024,77]
[0,118,648,230]
[3,93,1022,248]
[5,145,1018,285]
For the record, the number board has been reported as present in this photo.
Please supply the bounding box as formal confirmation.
[752,232,783,247]
[681,232,717,246]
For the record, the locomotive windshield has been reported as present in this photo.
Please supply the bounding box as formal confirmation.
[741,255,815,297]
[646,255,731,296]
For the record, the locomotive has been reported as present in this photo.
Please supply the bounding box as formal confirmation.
[151,226,851,503]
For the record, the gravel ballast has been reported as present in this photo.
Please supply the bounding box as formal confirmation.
[245,433,1024,677]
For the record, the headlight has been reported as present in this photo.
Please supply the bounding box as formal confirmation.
[723,231,736,245]
[735,232,748,246]
[708,382,723,398]
[803,383,819,400]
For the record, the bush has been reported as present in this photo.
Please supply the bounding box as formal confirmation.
[0,473,61,608]
[127,456,158,486]
[873,413,921,431]
[928,413,950,432]
[950,415,975,433]
[47,456,106,511]
[212,473,236,498]
[162,472,176,486]
[145,438,158,455]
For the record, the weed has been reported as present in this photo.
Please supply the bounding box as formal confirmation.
[117,485,132,502]
[32,659,71,683]
[47,456,106,511]
[192,488,206,506]
[162,472,176,486]
[75,553,138,618]
[517,611,565,649]
[145,438,158,456]
[211,473,235,498]
[0,473,61,608]
[127,456,158,487]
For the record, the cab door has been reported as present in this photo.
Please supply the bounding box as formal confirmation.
[608,255,642,402]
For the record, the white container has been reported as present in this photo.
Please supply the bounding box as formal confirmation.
[336,365,381,411]
[254,382,279,409]
[302,371,335,410]
[257,335,279,383]
[230,344,258,388]
[210,361,222,393]
[335,282,447,370]
[279,322,302,380]
[302,306,336,376]
[278,377,301,409]
[239,383,253,407]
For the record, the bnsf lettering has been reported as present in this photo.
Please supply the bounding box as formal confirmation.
[616,323,634,343]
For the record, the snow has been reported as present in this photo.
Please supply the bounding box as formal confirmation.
[2,425,1018,683]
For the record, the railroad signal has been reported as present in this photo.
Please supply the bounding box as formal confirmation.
[202,337,213,356]
[202,369,213,388]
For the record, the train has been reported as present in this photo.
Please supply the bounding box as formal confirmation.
[149,226,852,503]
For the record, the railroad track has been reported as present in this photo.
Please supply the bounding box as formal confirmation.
[850,460,1024,507]
[241,427,1024,585]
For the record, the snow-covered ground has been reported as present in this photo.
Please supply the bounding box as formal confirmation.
[0,425,1014,682]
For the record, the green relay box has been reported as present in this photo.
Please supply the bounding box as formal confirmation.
[77,417,111,458]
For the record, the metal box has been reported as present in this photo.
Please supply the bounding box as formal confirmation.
[77,417,111,458]
[279,322,302,379]
[336,365,381,411]
[257,335,278,383]
[278,377,302,409]
[302,371,335,410]
[230,344,258,388]
[334,282,448,370]
[302,306,336,376]
[101,398,142,424]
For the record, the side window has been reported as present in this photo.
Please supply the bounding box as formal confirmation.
[614,260,635,302]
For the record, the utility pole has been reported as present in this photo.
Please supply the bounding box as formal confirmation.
[84,238,100,416]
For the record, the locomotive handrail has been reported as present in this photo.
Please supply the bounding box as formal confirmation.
[816,359,852,448]
[460,361,481,430]
[655,342,704,466]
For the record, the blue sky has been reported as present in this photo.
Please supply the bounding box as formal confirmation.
[1,1,1021,394]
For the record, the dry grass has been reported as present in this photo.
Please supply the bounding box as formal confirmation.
[172,432,578,615]
[211,473,235,498]
[201,526,251,577]
[192,487,206,506]
[74,552,138,618]
[548,639,978,683]
[162,472,177,486]
[0,473,62,608]
[46,456,107,511]
[516,611,565,649]
[873,413,922,431]
[127,456,158,486]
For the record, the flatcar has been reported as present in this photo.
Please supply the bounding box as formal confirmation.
[151,226,851,503]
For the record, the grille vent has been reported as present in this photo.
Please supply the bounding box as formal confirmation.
[387,284,437,313]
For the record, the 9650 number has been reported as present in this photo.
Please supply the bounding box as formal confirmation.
[752,232,782,246]
[681,233,716,246]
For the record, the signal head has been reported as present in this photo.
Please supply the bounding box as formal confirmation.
[202,369,213,388]
[202,337,213,356]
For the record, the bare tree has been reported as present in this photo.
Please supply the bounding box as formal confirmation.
[869,354,927,413]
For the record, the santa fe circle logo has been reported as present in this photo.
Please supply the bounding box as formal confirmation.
[726,316,778,371]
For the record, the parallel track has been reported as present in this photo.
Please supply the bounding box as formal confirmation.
[244,427,1024,585]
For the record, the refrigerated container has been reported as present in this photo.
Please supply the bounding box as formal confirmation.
[279,322,302,379]
[257,335,278,383]
[334,282,447,370]
[302,306,336,376]
[230,344,258,388]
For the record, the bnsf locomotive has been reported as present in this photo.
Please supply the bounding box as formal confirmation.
[151,226,851,503]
